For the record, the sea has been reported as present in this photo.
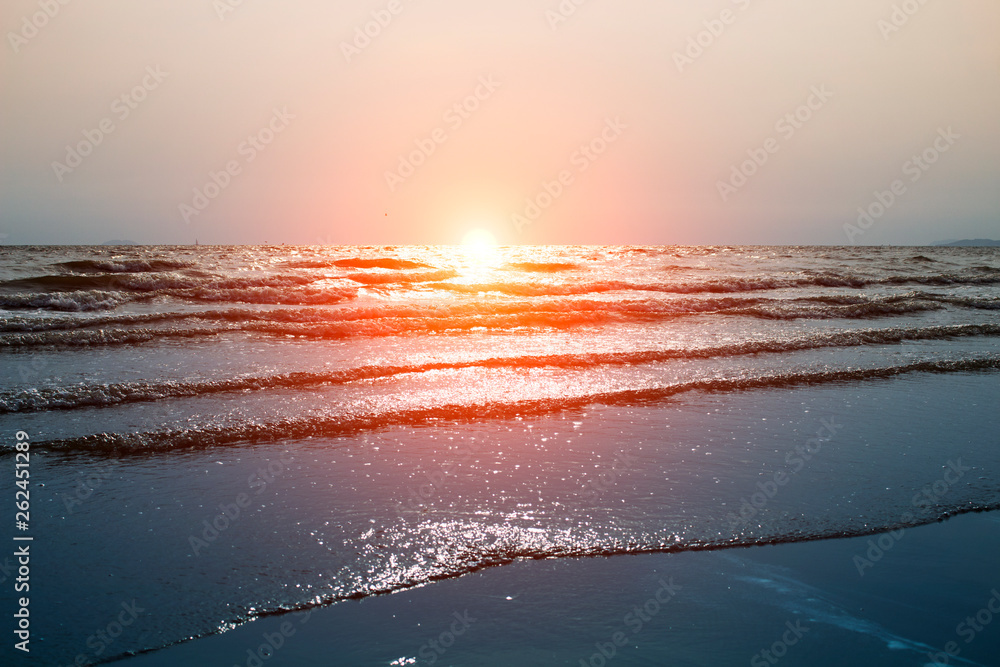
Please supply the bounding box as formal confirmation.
[1,244,998,665]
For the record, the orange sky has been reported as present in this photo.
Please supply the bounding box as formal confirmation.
[1,1,998,245]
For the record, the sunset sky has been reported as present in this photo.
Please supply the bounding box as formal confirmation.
[1,0,997,246]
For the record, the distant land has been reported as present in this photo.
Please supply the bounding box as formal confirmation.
[932,239,1000,247]
[101,240,140,245]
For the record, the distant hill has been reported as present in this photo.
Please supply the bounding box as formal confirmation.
[932,239,1000,247]
[101,240,141,245]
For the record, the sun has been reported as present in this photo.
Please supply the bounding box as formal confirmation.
[461,228,497,249]
[458,228,500,270]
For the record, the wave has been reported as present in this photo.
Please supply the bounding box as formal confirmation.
[0,299,702,343]
[2,298,718,333]
[0,326,229,349]
[4,263,999,312]
[937,296,1000,310]
[6,290,994,333]
[309,505,1000,603]
[661,263,708,272]
[0,290,145,312]
[281,257,435,270]
[102,500,1000,666]
[504,262,579,272]
[720,300,944,320]
[14,356,1000,453]
[3,293,996,346]
[0,285,358,312]
[160,286,358,306]
[0,272,320,293]
[435,271,1000,298]
[3,324,999,414]
[885,273,1000,286]
[54,259,195,274]
[332,258,433,270]
[343,269,457,285]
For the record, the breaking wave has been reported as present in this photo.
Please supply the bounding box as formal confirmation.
[3,324,999,413]
[15,356,1000,454]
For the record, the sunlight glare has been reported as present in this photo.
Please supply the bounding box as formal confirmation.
[458,227,500,275]
[461,229,497,249]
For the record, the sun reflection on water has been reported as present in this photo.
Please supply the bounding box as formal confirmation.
[457,228,502,281]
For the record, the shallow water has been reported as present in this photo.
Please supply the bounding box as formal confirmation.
[121,512,1000,667]
[0,244,997,663]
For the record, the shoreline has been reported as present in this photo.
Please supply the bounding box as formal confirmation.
[119,510,1000,666]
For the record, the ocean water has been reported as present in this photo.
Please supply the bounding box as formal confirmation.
[1,244,998,664]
